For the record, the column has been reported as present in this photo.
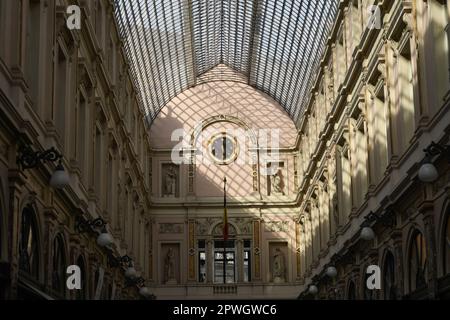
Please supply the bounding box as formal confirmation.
[252,219,262,281]
[187,219,196,282]
[391,230,404,298]
[295,218,303,281]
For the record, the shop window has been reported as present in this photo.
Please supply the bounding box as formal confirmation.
[383,251,396,300]
[52,235,66,296]
[409,231,428,292]
[18,207,39,279]
[347,280,356,300]
[198,240,206,283]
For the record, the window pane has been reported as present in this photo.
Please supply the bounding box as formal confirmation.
[198,250,206,283]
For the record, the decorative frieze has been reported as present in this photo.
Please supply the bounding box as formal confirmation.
[158,223,184,234]
[265,221,290,233]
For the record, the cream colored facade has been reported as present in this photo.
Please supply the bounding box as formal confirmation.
[0,0,152,299]
[0,0,449,300]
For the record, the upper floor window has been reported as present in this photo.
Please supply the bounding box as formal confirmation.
[25,0,41,106]
[243,240,251,283]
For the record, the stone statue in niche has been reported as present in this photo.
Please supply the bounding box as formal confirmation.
[163,165,178,197]
[272,248,286,283]
[270,169,284,195]
[164,248,177,285]
[332,193,339,226]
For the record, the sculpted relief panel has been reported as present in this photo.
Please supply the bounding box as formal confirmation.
[158,223,184,234]
[265,220,290,233]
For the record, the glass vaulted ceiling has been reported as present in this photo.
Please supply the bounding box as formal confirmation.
[114,0,339,125]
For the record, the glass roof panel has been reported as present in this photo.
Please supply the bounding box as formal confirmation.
[114,0,339,125]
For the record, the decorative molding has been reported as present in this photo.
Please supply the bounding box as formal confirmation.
[265,221,290,233]
[158,223,184,234]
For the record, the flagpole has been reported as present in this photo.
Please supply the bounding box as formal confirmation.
[223,176,227,284]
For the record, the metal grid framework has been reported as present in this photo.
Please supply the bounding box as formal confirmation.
[114,0,339,124]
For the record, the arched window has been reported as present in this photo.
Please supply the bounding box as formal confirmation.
[52,235,66,296]
[347,280,356,300]
[444,213,450,275]
[383,251,396,300]
[409,231,428,292]
[76,256,87,300]
[18,207,39,279]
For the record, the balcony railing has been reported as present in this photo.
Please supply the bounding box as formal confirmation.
[213,285,237,295]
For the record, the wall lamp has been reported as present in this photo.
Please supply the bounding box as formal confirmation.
[308,284,319,295]
[125,276,145,288]
[360,210,396,241]
[107,254,137,280]
[125,277,154,299]
[75,216,114,248]
[325,265,338,278]
[17,144,70,189]
[114,259,154,299]
[418,141,450,183]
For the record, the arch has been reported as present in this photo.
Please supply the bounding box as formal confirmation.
[190,115,258,148]
[382,250,396,300]
[18,205,41,280]
[210,221,239,238]
[51,233,67,297]
[407,229,428,292]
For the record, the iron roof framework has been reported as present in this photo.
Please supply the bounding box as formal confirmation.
[114,0,339,125]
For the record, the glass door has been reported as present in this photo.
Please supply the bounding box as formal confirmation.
[213,240,235,284]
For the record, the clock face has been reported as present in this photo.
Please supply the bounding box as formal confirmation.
[210,135,237,164]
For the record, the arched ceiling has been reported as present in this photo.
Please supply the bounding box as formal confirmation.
[114,0,339,125]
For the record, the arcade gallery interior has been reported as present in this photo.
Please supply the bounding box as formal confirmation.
[0,0,449,300]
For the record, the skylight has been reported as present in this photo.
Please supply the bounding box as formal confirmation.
[114,0,339,125]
